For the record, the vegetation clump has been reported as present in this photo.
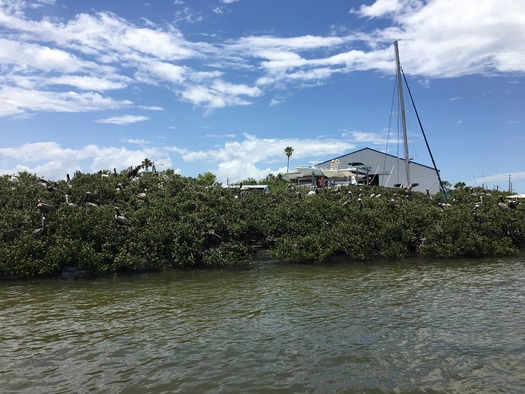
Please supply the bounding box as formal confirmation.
[1,169,524,279]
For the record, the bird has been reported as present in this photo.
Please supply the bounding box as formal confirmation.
[33,215,46,238]
[66,173,71,183]
[37,199,56,213]
[137,189,147,200]
[10,174,18,183]
[342,191,352,206]
[358,198,364,210]
[114,207,130,226]
[82,192,98,211]
[64,194,77,207]
[498,196,509,210]
[127,165,142,178]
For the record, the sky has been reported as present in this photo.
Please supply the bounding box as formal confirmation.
[1,0,524,192]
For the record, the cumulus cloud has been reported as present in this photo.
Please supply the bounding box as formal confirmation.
[0,134,356,183]
[0,141,173,179]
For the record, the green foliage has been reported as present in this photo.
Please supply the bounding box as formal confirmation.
[195,172,217,186]
[0,172,524,279]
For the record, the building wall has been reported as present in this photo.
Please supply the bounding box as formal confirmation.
[316,148,442,195]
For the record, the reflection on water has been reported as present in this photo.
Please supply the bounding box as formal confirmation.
[1,255,524,393]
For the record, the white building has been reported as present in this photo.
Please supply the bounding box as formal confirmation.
[315,147,442,195]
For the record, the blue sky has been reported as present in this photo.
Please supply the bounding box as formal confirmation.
[1,0,524,192]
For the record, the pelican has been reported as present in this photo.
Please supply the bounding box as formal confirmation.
[83,192,98,211]
[33,215,46,238]
[342,191,352,206]
[64,194,77,207]
[137,189,147,200]
[127,165,141,178]
[114,207,130,226]
[37,199,56,213]
[498,196,509,210]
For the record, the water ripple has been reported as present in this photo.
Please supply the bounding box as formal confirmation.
[1,256,524,393]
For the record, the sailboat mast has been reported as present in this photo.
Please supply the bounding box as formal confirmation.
[394,40,410,186]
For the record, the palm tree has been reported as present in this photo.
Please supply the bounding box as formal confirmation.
[141,158,153,172]
[284,146,294,173]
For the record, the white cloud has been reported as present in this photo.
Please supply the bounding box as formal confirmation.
[123,139,152,145]
[356,0,419,18]
[0,135,355,183]
[0,141,173,180]
[96,115,149,125]
[0,0,523,118]
[181,80,262,109]
[46,75,128,91]
[0,86,130,116]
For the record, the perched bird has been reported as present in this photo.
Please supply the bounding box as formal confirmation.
[127,165,142,178]
[498,196,509,210]
[37,199,56,213]
[114,207,130,226]
[342,191,352,206]
[33,215,46,238]
[64,194,77,207]
[137,189,147,200]
[358,198,364,210]
[83,192,98,211]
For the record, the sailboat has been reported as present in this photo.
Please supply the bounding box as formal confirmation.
[284,42,446,194]
[392,40,447,195]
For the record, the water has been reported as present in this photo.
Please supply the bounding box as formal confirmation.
[1,256,524,393]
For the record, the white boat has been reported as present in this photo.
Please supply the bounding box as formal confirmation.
[319,159,342,178]
[282,170,303,181]
[295,166,324,177]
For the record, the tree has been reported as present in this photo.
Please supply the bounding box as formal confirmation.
[196,172,217,186]
[284,146,294,173]
[141,158,153,172]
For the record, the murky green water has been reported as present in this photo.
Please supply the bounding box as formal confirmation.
[1,255,524,393]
